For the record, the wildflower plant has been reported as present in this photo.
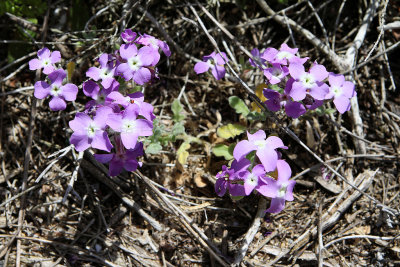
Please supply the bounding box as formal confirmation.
[195,43,356,214]
[30,29,170,176]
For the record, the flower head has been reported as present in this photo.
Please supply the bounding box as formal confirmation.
[233,130,287,172]
[262,160,296,213]
[215,158,250,197]
[29,47,61,74]
[121,29,137,43]
[94,136,143,176]
[106,104,153,149]
[289,62,329,101]
[194,51,228,80]
[86,54,117,89]
[69,106,113,152]
[34,69,78,111]
[326,73,356,113]
[116,44,158,85]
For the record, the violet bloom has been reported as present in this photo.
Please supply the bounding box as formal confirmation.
[194,51,228,80]
[83,80,119,110]
[107,104,153,149]
[116,44,157,85]
[29,47,61,74]
[215,158,250,197]
[86,54,116,89]
[34,69,78,111]
[325,73,356,114]
[241,164,269,196]
[262,44,307,65]
[106,91,155,121]
[263,86,306,119]
[289,62,329,101]
[136,33,171,58]
[264,63,289,84]
[94,136,143,176]
[262,160,296,214]
[69,106,113,152]
[233,130,287,172]
[249,48,267,69]
[121,29,137,43]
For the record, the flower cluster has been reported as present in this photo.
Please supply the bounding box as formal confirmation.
[194,51,229,80]
[31,29,170,176]
[30,48,78,111]
[250,44,356,117]
[215,130,296,213]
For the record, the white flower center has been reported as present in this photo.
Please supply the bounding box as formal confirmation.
[300,73,315,89]
[42,59,51,67]
[206,59,215,68]
[128,57,142,71]
[86,122,99,138]
[100,68,112,80]
[246,173,258,187]
[277,51,293,60]
[332,86,342,97]
[254,140,267,149]
[278,182,288,198]
[122,120,136,133]
[50,85,62,97]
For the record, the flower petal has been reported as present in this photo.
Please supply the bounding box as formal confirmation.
[49,97,66,111]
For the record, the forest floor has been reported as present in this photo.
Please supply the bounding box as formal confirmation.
[1,0,400,266]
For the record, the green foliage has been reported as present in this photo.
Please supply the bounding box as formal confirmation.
[172,99,186,123]
[212,143,235,160]
[229,96,250,116]
[314,106,336,116]
[145,98,187,154]
[0,0,47,17]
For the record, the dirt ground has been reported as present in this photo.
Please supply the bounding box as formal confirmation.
[1,0,400,266]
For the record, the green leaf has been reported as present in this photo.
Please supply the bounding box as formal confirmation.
[212,143,235,160]
[247,111,267,122]
[177,142,191,165]
[172,99,185,122]
[217,124,246,139]
[172,122,185,136]
[229,96,250,116]
[145,143,162,154]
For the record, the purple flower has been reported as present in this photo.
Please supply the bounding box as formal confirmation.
[136,33,171,58]
[29,47,61,74]
[242,164,269,196]
[262,160,296,214]
[215,158,250,197]
[264,63,289,84]
[106,104,153,149]
[249,48,267,69]
[116,44,157,85]
[69,106,113,152]
[233,130,287,172]
[86,54,116,89]
[121,29,137,43]
[94,136,143,176]
[194,51,228,80]
[34,69,78,111]
[325,73,356,114]
[289,62,329,101]
[262,44,307,65]
[106,91,155,121]
[82,80,119,110]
